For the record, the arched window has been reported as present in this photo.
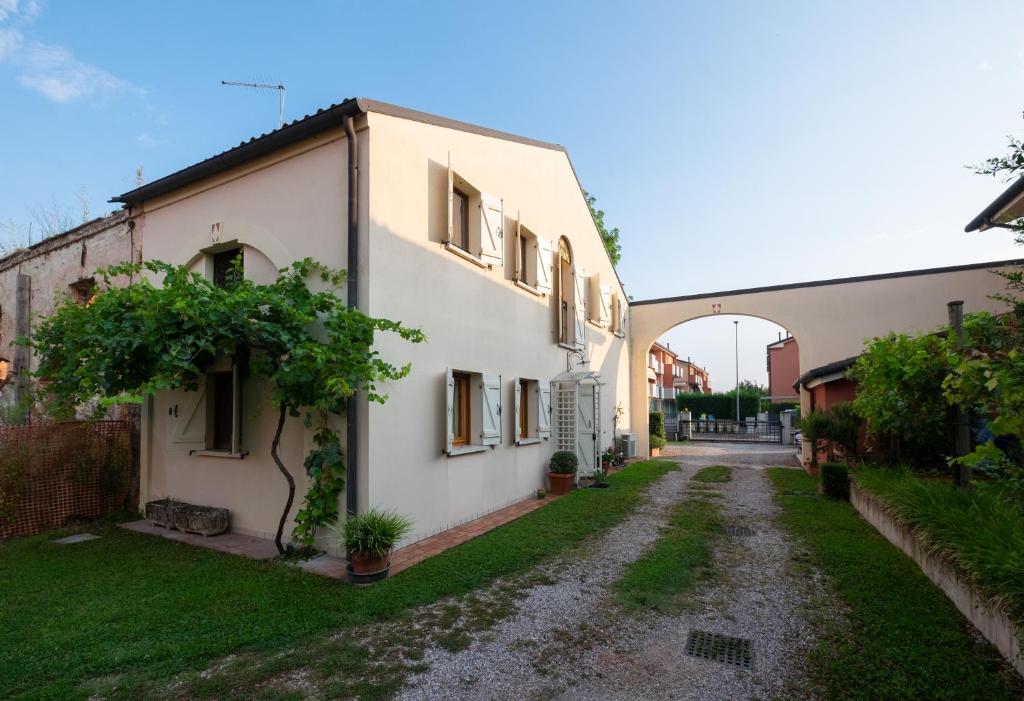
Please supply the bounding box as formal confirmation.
[558,237,573,345]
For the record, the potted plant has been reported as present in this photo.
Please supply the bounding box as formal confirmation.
[547,450,578,495]
[343,507,413,584]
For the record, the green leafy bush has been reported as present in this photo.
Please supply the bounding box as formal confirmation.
[649,434,667,450]
[676,390,761,419]
[799,410,831,467]
[648,411,666,439]
[342,507,413,556]
[821,462,850,500]
[549,450,578,474]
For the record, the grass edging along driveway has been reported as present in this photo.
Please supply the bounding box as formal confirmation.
[853,466,1024,629]
[0,460,675,701]
[767,468,1020,701]
[615,466,728,612]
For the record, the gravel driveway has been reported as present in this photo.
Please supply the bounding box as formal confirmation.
[398,444,822,701]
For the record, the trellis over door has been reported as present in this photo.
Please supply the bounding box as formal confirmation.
[552,376,601,476]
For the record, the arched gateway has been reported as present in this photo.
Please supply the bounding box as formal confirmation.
[627,259,1022,458]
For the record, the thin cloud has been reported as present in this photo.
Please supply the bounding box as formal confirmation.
[135,131,164,148]
[0,1,138,104]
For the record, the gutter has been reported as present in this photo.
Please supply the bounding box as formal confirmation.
[344,115,360,523]
[964,175,1024,232]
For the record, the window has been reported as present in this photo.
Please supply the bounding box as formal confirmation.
[445,155,503,265]
[203,362,243,455]
[452,371,470,446]
[514,377,550,444]
[557,237,583,348]
[518,378,530,439]
[587,274,612,328]
[512,218,553,295]
[69,277,96,305]
[213,247,243,287]
[445,369,502,454]
[452,189,470,252]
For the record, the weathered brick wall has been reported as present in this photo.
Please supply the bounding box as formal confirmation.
[0,420,137,540]
[0,210,138,410]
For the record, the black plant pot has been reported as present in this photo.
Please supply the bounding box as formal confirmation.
[347,563,390,585]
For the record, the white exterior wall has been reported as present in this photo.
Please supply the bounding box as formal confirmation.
[134,127,362,543]
[363,112,631,543]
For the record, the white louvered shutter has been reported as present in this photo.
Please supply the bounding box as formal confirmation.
[480,194,503,265]
[573,268,586,350]
[513,378,522,445]
[535,237,553,294]
[599,284,612,327]
[481,371,502,446]
[446,153,454,245]
[618,296,627,335]
[445,368,455,453]
[537,382,552,438]
[514,215,522,281]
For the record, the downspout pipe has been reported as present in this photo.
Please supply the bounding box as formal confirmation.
[344,114,359,522]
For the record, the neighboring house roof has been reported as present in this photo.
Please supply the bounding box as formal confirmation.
[965,176,1024,232]
[794,355,859,390]
[111,98,566,206]
[766,335,796,351]
[0,210,128,275]
[650,341,678,359]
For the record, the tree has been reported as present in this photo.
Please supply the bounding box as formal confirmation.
[28,257,425,553]
[585,191,622,266]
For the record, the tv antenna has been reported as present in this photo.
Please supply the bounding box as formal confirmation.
[221,80,286,128]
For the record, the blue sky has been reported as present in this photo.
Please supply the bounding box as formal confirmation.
[2,1,1023,386]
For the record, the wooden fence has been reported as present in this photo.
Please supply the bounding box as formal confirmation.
[0,420,138,540]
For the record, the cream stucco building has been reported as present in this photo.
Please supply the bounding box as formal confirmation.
[117,99,632,549]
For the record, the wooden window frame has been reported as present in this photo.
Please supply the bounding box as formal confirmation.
[452,188,470,252]
[452,371,471,446]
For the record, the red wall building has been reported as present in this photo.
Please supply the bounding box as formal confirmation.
[766,335,799,402]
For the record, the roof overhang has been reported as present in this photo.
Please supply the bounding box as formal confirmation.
[795,355,859,391]
[965,176,1024,232]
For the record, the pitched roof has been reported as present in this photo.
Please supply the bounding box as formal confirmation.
[964,176,1024,232]
[111,98,565,206]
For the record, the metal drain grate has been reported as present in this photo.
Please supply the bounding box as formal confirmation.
[685,630,753,669]
[724,525,755,537]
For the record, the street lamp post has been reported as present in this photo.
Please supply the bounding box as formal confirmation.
[734,320,740,421]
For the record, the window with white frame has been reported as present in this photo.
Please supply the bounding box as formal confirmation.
[587,273,612,328]
[445,368,501,454]
[613,295,627,337]
[446,154,503,266]
[512,216,553,294]
[513,377,551,444]
[556,237,585,349]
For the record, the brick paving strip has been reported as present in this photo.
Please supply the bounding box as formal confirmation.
[121,491,561,580]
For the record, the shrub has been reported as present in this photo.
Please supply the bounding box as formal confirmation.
[342,507,413,556]
[799,410,832,467]
[549,450,578,474]
[826,402,860,455]
[649,411,666,439]
[676,390,761,419]
[650,434,667,450]
[821,462,850,500]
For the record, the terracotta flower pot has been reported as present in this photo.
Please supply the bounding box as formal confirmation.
[547,471,575,496]
[651,447,662,457]
[349,550,390,575]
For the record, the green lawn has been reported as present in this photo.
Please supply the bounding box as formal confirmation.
[767,468,1020,700]
[614,466,726,612]
[0,459,676,700]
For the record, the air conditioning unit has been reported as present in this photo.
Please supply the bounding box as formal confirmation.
[617,433,637,459]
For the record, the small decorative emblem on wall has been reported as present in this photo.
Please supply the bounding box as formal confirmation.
[712,303,722,314]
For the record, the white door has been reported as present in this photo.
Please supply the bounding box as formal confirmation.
[576,383,598,475]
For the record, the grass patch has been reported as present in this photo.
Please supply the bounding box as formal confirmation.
[614,468,728,612]
[854,466,1024,625]
[0,459,675,700]
[691,465,732,483]
[767,468,1019,700]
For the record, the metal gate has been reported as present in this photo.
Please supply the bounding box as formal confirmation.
[676,419,782,444]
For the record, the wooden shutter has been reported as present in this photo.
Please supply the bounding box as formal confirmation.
[599,284,613,327]
[513,377,522,445]
[445,368,455,453]
[173,386,207,444]
[514,214,522,282]
[535,237,553,294]
[481,371,502,446]
[573,268,586,350]
[617,296,627,335]
[480,193,503,265]
[445,153,454,245]
[537,382,552,438]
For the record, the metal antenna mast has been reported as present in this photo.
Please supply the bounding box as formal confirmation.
[221,80,286,128]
